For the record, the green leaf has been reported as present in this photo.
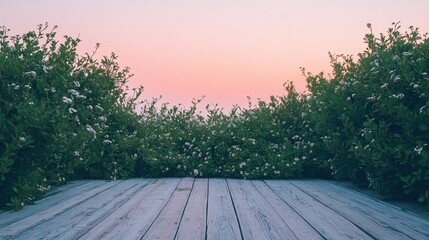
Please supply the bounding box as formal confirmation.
[418,124,428,131]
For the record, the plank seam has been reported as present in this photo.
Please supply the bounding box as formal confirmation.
[173,178,196,240]
[16,179,150,240]
[295,180,429,239]
[139,178,182,239]
[3,180,125,237]
[263,180,328,240]
[252,180,299,239]
[75,179,155,239]
[205,179,209,240]
[328,180,428,220]
[289,181,378,240]
[225,179,245,240]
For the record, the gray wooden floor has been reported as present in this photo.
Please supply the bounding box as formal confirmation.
[1,178,428,240]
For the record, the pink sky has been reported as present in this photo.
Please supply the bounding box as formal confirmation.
[2,0,429,111]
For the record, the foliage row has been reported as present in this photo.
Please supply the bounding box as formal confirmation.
[1,23,428,209]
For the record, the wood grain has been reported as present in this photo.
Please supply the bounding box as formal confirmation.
[12,179,152,240]
[291,180,429,240]
[252,180,323,239]
[175,178,208,240]
[0,180,120,238]
[1,178,428,240]
[227,179,298,240]
[142,177,195,240]
[265,180,373,240]
[79,178,180,240]
[206,178,242,240]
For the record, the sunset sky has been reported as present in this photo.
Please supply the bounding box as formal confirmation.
[2,0,428,111]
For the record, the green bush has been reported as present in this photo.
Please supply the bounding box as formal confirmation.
[0,23,143,209]
[1,22,428,209]
[303,22,429,203]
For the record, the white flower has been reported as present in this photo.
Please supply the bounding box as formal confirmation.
[193,169,199,176]
[85,125,97,138]
[239,162,246,168]
[380,83,388,89]
[19,137,26,142]
[62,97,73,104]
[103,140,112,144]
[68,89,80,96]
[391,93,404,99]
[414,146,423,155]
[42,65,53,73]
[68,108,77,114]
[23,71,36,77]
[73,81,80,87]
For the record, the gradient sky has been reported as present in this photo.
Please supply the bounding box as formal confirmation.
[2,0,429,111]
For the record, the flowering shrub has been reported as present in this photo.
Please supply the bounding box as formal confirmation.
[1,22,428,209]
[303,22,429,203]
[0,23,143,209]
[138,90,306,179]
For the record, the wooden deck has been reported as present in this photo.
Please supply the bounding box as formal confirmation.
[1,178,428,240]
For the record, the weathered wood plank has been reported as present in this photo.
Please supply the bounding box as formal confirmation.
[142,177,195,240]
[0,180,105,228]
[175,178,208,240]
[251,181,323,239]
[227,179,298,240]
[79,178,181,240]
[292,180,429,239]
[0,180,121,238]
[265,180,373,240]
[206,178,242,240]
[1,178,428,240]
[12,179,153,240]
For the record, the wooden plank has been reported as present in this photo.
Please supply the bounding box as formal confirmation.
[227,179,298,240]
[251,181,323,239]
[142,177,195,240]
[292,180,429,239]
[79,178,181,240]
[265,180,373,239]
[206,178,242,240]
[175,178,208,240]
[0,180,120,238]
[11,179,153,240]
[0,180,105,227]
